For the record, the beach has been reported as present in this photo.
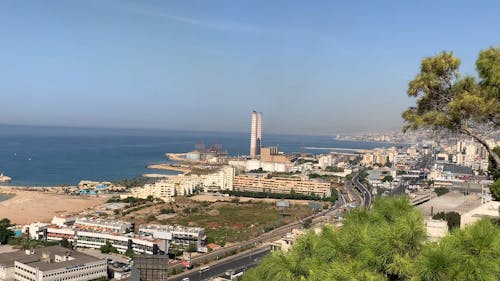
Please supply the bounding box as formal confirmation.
[0,187,108,224]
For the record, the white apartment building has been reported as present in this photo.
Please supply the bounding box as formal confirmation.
[74,217,132,234]
[0,246,107,281]
[128,166,235,200]
[22,223,50,240]
[75,231,164,255]
[138,224,206,250]
[51,215,76,228]
[42,217,205,255]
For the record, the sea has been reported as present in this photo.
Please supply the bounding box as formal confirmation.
[0,124,400,187]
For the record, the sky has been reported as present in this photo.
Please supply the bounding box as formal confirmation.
[0,1,499,135]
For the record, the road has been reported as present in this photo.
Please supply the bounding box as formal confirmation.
[352,172,372,208]
[169,247,270,281]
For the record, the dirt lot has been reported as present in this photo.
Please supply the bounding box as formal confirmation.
[121,196,314,246]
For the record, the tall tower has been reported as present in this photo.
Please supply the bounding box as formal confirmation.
[250,111,257,158]
[256,112,262,156]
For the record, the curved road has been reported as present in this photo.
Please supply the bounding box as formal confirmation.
[352,172,372,208]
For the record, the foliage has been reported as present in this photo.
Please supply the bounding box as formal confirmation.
[490,179,500,201]
[415,219,500,280]
[308,173,333,181]
[434,187,449,197]
[124,248,135,258]
[488,147,500,180]
[382,175,394,182]
[326,166,344,172]
[244,197,426,281]
[432,211,460,231]
[0,218,14,245]
[358,170,369,182]
[402,48,500,171]
[112,176,155,188]
[186,243,198,253]
[223,190,337,203]
[302,218,312,229]
[160,208,175,214]
[244,196,500,281]
[60,238,72,248]
[100,241,118,254]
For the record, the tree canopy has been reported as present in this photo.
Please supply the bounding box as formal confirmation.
[402,47,500,171]
[0,218,14,245]
[243,197,500,281]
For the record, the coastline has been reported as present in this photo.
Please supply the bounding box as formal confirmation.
[148,163,190,174]
[0,186,109,224]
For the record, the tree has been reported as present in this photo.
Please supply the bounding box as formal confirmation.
[490,179,500,201]
[432,211,460,231]
[382,175,393,182]
[0,218,14,245]
[60,237,71,248]
[124,248,135,258]
[488,147,500,180]
[100,241,118,254]
[244,197,500,281]
[402,48,500,172]
[434,187,449,197]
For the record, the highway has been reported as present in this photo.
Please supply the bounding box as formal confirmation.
[169,247,270,281]
[352,172,372,208]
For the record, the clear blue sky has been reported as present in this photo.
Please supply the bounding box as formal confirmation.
[1,1,499,134]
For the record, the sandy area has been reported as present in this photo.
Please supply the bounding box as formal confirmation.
[148,164,190,173]
[0,187,108,225]
[165,153,186,161]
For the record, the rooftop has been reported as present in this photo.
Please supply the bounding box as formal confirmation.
[0,246,103,271]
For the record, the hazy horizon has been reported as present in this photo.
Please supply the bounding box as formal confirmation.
[1,1,499,134]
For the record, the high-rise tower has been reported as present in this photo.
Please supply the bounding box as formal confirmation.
[256,111,262,156]
[249,111,262,158]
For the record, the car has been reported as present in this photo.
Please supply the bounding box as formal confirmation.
[181,278,190,281]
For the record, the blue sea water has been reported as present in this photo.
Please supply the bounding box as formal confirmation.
[0,124,399,186]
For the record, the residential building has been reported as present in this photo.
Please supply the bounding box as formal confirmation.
[139,224,206,250]
[233,175,331,197]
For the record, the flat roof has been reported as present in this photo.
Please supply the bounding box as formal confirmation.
[0,246,104,271]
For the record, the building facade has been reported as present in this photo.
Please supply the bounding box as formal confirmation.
[233,175,332,197]
[249,111,262,159]
[0,246,107,281]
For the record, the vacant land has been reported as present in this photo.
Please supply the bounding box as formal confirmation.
[120,197,313,246]
[0,187,108,224]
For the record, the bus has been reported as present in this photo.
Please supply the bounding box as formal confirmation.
[198,266,210,273]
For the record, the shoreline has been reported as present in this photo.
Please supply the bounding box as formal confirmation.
[148,164,190,174]
[0,187,109,224]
